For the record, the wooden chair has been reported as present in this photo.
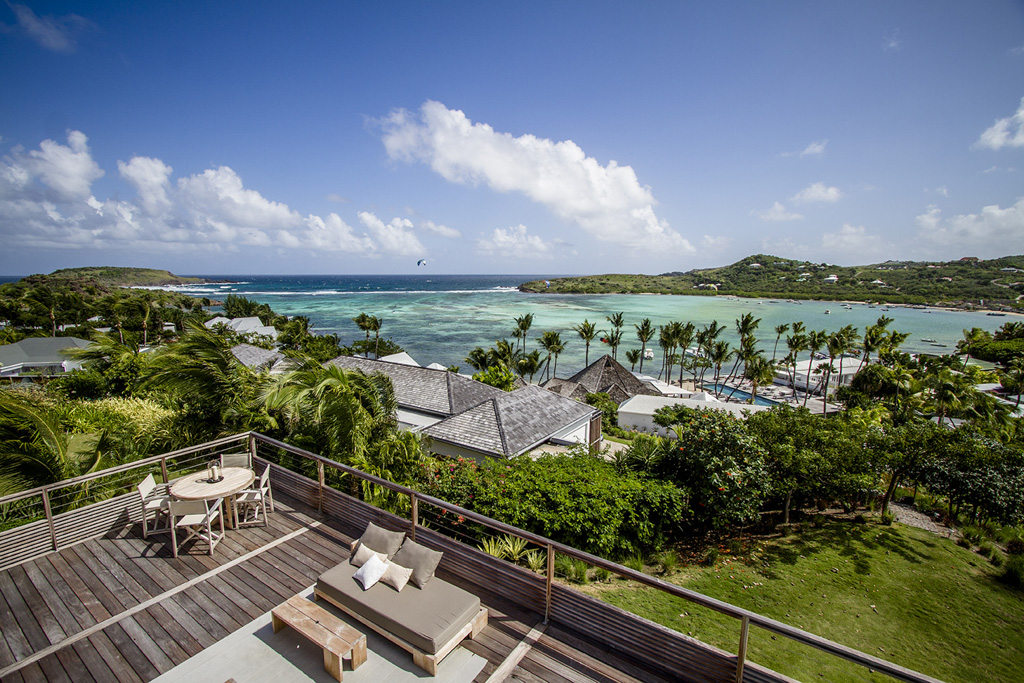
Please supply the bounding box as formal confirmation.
[169,498,224,558]
[234,466,273,527]
[221,452,252,469]
[137,473,170,539]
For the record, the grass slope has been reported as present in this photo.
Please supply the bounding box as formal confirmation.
[586,518,1023,682]
[46,266,205,286]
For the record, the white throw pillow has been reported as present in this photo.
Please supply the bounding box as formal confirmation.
[350,542,387,568]
[380,561,414,592]
[353,554,388,591]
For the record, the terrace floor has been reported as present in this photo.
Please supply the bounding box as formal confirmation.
[0,493,673,683]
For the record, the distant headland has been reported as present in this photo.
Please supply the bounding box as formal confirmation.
[520,254,1024,312]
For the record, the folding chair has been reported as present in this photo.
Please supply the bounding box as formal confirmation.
[137,473,171,539]
[169,498,224,557]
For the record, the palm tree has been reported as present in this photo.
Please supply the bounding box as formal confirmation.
[743,352,776,403]
[1003,358,1024,409]
[676,322,696,387]
[606,312,625,333]
[142,323,264,438]
[625,348,641,372]
[516,350,543,383]
[490,339,522,369]
[709,340,732,391]
[0,392,105,503]
[957,327,989,370]
[602,328,623,360]
[657,325,675,381]
[352,312,372,343]
[635,318,655,373]
[514,314,534,355]
[822,332,846,413]
[464,347,491,372]
[539,331,565,381]
[366,316,383,358]
[772,323,790,362]
[804,330,828,407]
[573,320,599,367]
[723,313,760,391]
[784,332,807,397]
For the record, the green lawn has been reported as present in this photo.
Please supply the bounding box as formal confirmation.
[586,519,1024,683]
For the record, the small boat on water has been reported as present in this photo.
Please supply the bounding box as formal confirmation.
[921,338,938,343]
[824,309,831,314]
[987,312,1007,316]
[880,307,889,311]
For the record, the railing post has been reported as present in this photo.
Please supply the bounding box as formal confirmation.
[248,433,257,463]
[735,615,750,683]
[160,456,169,485]
[317,462,325,513]
[41,488,57,552]
[544,543,555,624]
[410,493,418,541]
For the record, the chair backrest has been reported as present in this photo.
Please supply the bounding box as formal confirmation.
[138,473,156,500]
[221,452,252,469]
[170,498,220,518]
[257,465,271,491]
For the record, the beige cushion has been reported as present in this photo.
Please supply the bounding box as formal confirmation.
[359,521,405,559]
[317,561,481,655]
[380,561,413,592]
[391,539,442,589]
[353,554,387,590]
[350,542,387,567]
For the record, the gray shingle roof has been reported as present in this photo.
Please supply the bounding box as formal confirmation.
[566,354,659,398]
[326,355,504,416]
[0,337,92,366]
[230,343,284,370]
[423,385,598,458]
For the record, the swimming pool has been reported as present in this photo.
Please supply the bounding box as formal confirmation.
[702,384,781,407]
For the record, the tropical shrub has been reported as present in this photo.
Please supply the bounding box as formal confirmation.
[650,408,771,532]
[1002,555,1024,588]
[418,451,686,558]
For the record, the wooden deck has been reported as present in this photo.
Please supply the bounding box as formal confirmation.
[0,493,672,683]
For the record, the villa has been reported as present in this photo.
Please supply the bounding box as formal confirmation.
[0,336,91,380]
[327,355,601,461]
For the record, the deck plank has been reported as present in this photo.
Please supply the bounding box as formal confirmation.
[0,490,696,683]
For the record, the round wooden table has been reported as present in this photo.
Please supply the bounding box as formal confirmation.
[170,467,256,529]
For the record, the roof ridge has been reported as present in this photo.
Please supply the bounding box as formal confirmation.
[489,397,509,456]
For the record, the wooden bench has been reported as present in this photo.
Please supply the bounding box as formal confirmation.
[271,595,367,682]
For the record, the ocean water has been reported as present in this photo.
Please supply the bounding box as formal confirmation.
[153,274,1011,375]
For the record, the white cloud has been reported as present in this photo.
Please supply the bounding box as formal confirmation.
[420,219,460,238]
[924,186,949,198]
[0,129,379,256]
[6,3,93,54]
[760,235,810,259]
[118,157,172,215]
[326,193,349,203]
[380,100,694,254]
[357,211,425,256]
[915,199,1024,253]
[701,234,731,250]
[883,29,901,52]
[975,97,1024,150]
[477,224,553,259]
[821,224,886,258]
[792,182,843,204]
[12,130,105,201]
[757,201,804,222]
[783,139,828,158]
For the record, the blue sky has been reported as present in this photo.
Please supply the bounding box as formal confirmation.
[1,1,1023,276]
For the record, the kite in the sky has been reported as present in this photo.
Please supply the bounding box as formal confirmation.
[417,259,427,266]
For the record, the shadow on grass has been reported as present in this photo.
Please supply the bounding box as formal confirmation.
[762,517,936,578]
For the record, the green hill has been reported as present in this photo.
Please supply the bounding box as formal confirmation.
[521,254,1024,309]
[45,267,206,287]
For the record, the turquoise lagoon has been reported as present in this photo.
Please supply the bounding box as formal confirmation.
[170,274,1014,376]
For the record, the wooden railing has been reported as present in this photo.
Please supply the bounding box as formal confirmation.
[0,431,944,683]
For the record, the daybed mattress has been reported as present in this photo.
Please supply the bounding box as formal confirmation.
[316,561,480,655]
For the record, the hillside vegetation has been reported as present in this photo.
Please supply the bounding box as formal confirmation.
[521,254,1024,309]
[45,266,207,287]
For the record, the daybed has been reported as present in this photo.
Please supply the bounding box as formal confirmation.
[315,522,488,675]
